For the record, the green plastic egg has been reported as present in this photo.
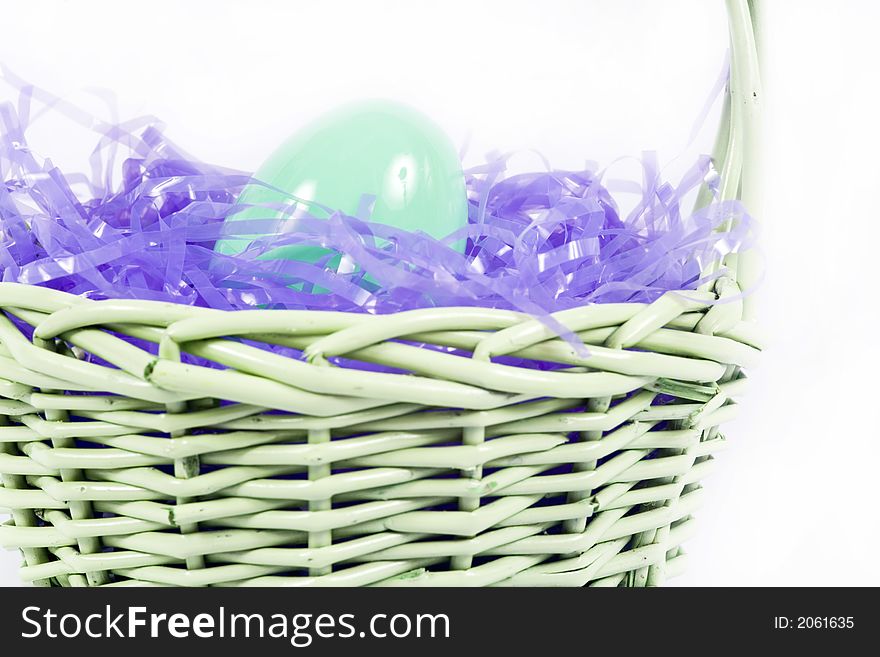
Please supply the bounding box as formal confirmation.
[215,100,468,268]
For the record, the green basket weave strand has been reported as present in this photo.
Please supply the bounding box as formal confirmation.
[0,0,762,587]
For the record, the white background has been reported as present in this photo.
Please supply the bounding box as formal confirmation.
[1,0,878,586]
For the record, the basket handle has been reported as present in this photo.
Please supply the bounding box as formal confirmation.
[701,0,762,320]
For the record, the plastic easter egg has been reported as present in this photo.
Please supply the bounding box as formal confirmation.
[215,100,468,266]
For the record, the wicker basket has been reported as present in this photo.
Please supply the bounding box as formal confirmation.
[0,0,762,587]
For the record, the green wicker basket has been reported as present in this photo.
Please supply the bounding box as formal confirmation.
[0,0,762,587]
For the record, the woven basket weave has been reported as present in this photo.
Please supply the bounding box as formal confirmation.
[0,0,762,587]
